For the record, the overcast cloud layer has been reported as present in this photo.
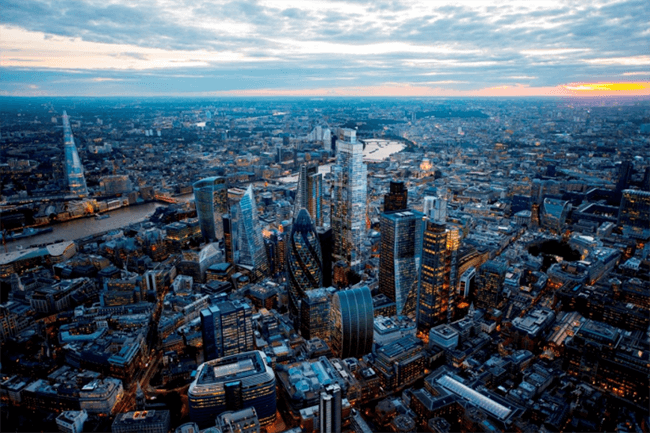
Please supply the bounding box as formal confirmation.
[1,0,649,96]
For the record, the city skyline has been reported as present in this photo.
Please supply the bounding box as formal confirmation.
[2,0,649,97]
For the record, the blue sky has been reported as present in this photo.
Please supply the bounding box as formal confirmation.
[1,0,649,96]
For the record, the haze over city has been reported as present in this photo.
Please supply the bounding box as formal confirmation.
[2,0,649,96]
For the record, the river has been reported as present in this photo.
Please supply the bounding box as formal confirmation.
[4,202,165,252]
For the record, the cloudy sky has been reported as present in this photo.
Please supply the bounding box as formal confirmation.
[1,0,649,96]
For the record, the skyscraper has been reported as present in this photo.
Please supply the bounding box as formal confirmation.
[618,189,650,239]
[331,129,367,271]
[383,181,408,212]
[295,164,323,227]
[201,300,254,362]
[475,260,508,310]
[319,384,342,433]
[62,111,88,197]
[300,288,331,341]
[193,177,228,243]
[379,209,423,316]
[231,186,269,276]
[417,221,460,331]
[287,209,323,325]
[331,286,373,359]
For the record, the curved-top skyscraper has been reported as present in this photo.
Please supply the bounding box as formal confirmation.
[331,286,374,359]
[287,209,323,324]
[193,177,227,243]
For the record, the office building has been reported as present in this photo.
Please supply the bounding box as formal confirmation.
[201,300,254,362]
[111,410,170,433]
[475,260,508,310]
[231,185,269,275]
[56,410,88,433]
[317,226,333,287]
[320,384,342,433]
[541,198,570,233]
[379,210,423,316]
[287,209,323,324]
[62,111,88,197]
[193,177,228,242]
[331,286,373,359]
[217,408,260,433]
[188,350,276,428]
[295,164,323,227]
[618,189,650,239]
[331,129,367,271]
[383,181,408,212]
[300,288,331,341]
[418,221,456,331]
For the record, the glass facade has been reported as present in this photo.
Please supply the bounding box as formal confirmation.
[188,351,276,428]
[300,288,330,340]
[201,300,254,362]
[295,165,323,227]
[193,177,227,242]
[618,189,650,238]
[331,286,373,359]
[331,129,367,271]
[417,221,448,330]
[231,186,269,275]
[476,260,507,310]
[62,111,88,197]
[379,210,423,316]
[287,209,323,325]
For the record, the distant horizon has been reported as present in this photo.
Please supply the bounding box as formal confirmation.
[2,0,649,98]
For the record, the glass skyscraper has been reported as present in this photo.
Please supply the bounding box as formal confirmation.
[331,286,373,359]
[417,222,459,331]
[618,189,650,239]
[379,210,423,316]
[287,209,323,326]
[295,164,323,227]
[200,300,254,362]
[476,260,508,310]
[62,111,88,197]
[331,129,367,271]
[231,185,269,276]
[193,176,227,243]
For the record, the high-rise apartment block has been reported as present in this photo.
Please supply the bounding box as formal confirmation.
[331,129,367,271]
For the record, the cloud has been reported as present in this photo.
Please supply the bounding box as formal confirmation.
[1,0,649,95]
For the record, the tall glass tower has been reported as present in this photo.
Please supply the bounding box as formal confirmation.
[295,164,323,227]
[193,177,228,242]
[231,185,269,276]
[200,300,254,362]
[379,210,423,316]
[62,111,88,197]
[417,221,459,331]
[287,209,323,325]
[331,129,367,271]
